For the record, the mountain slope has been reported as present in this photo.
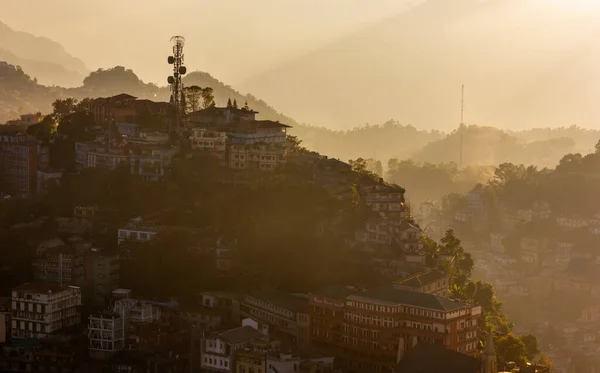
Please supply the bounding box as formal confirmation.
[0,21,88,87]
[238,0,600,130]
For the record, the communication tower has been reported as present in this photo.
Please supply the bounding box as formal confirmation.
[167,36,187,133]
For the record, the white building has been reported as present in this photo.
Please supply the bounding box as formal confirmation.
[200,319,269,373]
[11,283,81,339]
[88,296,161,359]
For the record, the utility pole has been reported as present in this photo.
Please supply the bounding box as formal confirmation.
[460,84,464,169]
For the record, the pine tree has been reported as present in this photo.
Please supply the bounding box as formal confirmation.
[233,99,238,109]
[227,98,232,108]
[243,100,249,110]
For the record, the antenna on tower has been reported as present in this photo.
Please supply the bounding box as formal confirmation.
[167,36,187,134]
[459,84,465,169]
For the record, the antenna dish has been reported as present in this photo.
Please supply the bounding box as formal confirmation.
[167,76,175,84]
[168,56,175,64]
[178,66,187,75]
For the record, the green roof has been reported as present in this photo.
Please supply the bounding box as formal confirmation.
[348,286,468,312]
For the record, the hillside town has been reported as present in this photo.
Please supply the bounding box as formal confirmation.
[0,84,548,373]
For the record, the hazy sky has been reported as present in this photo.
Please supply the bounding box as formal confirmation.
[0,0,421,84]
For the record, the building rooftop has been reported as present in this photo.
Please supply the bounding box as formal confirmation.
[246,291,309,313]
[395,342,480,373]
[395,269,447,288]
[224,120,291,131]
[216,326,266,345]
[13,282,72,294]
[347,286,469,312]
[311,285,360,300]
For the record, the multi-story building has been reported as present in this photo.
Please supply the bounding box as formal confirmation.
[89,94,169,125]
[88,295,162,359]
[33,238,74,286]
[188,106,291,171]
[358,218,421,251]
[11,283,81,339]
[189,128,227,162]
[309,285,481,373]
[239,291,311,351]
[199,319,273,373]
[0,133,39,198]
[79,141,177,181]
[360,180,406,219]
[88,310,125,359]
[84,247,120,308]
[393,269,449,297]
[0,297,9,343]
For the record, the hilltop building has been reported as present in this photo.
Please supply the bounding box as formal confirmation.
[188,106,292,171]
[89,94,169,125]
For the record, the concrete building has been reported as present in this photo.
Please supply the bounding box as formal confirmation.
[33,238,73,286]
[360,180,406,219]
[11,283,81,339]
[309,285,481,373]
[393,269,449,297]
[239,291,311,351]
[199,319,272,373]
[88,311,125,360]
[84,247,120,309]
[188,106,291,171]
[0,133,39,198]
[89,94,169,125]
[88,294,162,359]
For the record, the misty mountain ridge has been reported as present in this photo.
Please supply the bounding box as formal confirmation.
[1,62,599,169]
[0,20,88,87]
[238,0,600,131]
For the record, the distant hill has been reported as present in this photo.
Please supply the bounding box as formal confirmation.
[411,125,579,168]
[238,0,600,131]
[0,21,88,87]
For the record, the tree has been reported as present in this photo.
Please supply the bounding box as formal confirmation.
[52,98,78,123]
[201,87,215,109]
[233,99,239,109]
[183,85,203,113]
[520,334,540,361]
[595,138,600,154]
[26,115,56,141]
[287,135,306,152]
[243,100,249,110]
[227,98,232,108]
[496,334,528,365]
[349,158,369,174]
